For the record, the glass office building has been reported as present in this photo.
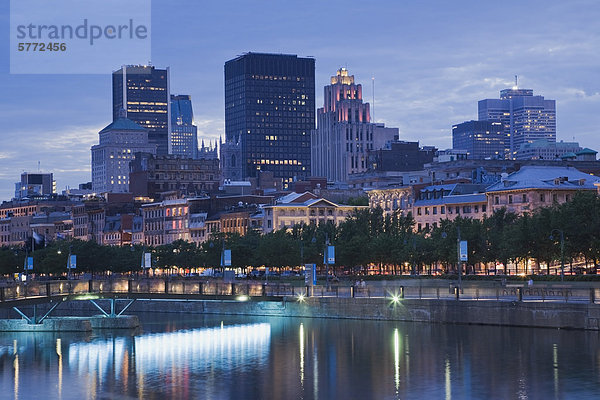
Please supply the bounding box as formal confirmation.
[452,120,505,159]
[113,65,170,155]
[223,53,315,185]
[170,94,198,159]
[478,88,556,158]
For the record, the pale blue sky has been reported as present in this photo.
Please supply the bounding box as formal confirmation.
[1,0,599,201]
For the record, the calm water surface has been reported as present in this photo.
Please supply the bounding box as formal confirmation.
[0,312,599,399]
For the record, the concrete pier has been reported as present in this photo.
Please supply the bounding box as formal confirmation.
[3,296,600,330]
[0,317,92,332]
[89,315,139,329]
[0,315,139,332]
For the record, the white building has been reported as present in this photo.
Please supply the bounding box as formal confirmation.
[515,139,582,160]
[91,114,156,193]
[311,68,397,184]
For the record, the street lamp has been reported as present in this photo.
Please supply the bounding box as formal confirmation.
[549,229,565,282]
[324,232,331,288]
[299,233,316,269]
[441,225,462,289]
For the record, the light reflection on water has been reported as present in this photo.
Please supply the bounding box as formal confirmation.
[0,314,600,399]
[68,323,270,380]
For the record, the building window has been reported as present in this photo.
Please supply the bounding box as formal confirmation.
[553,193,558,202]
[433,207,437,215]
[455,206,460,214]
[566,194,571,202]
[522,194,527,203]
[441,206,445,214]
[425,207,429,215]
[508,195,513,204]
[474,205,479,213]
[540,193,545,202]
[417,208,422,216]
[495,196,499,205]
[482,205,487,213]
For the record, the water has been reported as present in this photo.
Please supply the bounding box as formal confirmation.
[1,313,599,400]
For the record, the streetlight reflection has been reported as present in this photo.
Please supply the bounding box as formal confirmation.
[393,328,401,393]
[299,323,305,387]
[445,358,451,400]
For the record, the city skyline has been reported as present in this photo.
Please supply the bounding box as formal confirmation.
[1,0,599,201]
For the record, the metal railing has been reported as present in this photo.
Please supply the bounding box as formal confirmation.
[0,279,598,305]
[0,278,302,303]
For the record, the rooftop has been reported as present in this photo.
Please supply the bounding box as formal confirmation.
[99,117,147,134]
[486,166,600,192]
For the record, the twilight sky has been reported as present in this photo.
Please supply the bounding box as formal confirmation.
[1,0,599,201]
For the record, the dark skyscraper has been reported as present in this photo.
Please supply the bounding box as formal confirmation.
[223,53,315,186]
[113,65,171,155]
[452,120,505,159]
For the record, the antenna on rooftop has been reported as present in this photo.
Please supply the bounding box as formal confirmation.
[372,75,375,123]
[514,75,518,89]
[37,161,40,172]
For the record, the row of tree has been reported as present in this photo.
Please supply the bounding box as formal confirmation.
[1,191,599,276]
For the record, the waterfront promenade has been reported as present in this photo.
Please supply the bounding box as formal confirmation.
[0,277,598,305]
[1,277,600,331]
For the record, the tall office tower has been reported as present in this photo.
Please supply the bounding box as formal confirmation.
[311,68,398,183]
[14,172,55,199]
[112,65,171,155]
[478,86,556,158]
[223,53,315,186]
[170,94,198,158]
[91,111,157,193]
[452,120,506,159]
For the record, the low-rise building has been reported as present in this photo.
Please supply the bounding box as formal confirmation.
[367,186,414,216]
[515,139,583,161]
[348,170,430,189]
[412,184,488,231]
[486,166,600,214]
[142,199,190,246]
[30,212,73,241]
[189,212,208,245]
[102,214,133,246]
[131,216,144,245]
[130,153,221,200]
[263,192,366,233]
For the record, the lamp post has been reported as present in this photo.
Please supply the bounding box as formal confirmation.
[441,226,463,290]
[300,234,316,270]
[457,226,462,290]
[57,249,62,279]
[66,245,74,279]
[411,235,417,276]
[549,229,565,282]
[325,232,330,289]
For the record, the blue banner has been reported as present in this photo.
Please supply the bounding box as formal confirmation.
[69,254,77,269]
[327,246,335,264]
[223,249,232,267]
[460,241,468,262]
